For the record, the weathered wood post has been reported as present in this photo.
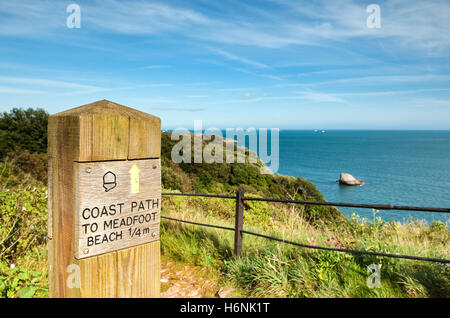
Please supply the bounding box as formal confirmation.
[234,189,244,258]
[47,99,161,297]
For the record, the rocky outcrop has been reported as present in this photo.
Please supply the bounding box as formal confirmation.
[338,173,363,186]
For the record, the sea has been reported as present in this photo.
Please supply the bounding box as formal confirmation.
[276,130,450,225]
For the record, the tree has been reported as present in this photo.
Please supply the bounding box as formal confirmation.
[0,108,48,159]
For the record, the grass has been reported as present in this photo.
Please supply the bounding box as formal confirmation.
[0,116,448,298]
[0,172,448,298]
[160,191,450,298]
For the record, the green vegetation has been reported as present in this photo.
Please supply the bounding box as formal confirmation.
[0,107,448,298]
[161,132,345,225]
[161,194,449,297]
[0,108,48,160]
[0,160,48,298]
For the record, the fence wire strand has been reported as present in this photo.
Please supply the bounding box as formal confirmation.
[161,215,235,232]
[161,192,450,264]
[240,230,450,264]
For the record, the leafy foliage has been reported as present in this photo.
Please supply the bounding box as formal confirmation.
[161,132,346,225]
[0,263,43,298]
[0,107,447,298]
[4,148,48,184]
[0,108,48,159]
[162,198,450,298]
[0,181,47,261]
[0,107,346,224]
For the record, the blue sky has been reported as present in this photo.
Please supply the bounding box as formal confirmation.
[1,0,450,129]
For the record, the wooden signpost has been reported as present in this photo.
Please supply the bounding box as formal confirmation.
[47,100,161,297]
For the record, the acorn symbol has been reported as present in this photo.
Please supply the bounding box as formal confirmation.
[103,171,117,192]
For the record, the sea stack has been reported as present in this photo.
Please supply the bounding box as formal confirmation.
[339,173,363,186]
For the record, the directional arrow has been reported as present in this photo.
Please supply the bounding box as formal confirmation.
[129,164,141,194]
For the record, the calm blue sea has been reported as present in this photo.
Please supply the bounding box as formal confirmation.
[276,130,450,224]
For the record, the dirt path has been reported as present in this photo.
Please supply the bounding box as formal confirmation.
[160,259,235,298]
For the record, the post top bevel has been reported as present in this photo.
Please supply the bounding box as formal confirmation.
[51,99,160,122]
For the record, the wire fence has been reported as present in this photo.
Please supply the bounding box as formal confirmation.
[161,190,450,264]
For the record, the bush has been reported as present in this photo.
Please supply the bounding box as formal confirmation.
[0,184,47,261]
[0,108,48,159]
[162,165,184,192]
[0,262,44,298]
[243,195,272,225]
[5,148,48,184]
[0,161,37,190]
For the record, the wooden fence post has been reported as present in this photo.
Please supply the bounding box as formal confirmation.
[234,189,244,258]
[47,100,161,297]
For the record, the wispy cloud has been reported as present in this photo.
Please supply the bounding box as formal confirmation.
[0,76,103,90]
[239,92,271,100]
[150,107,205,112]
[184,95,209,98]
[275,0,450,52]
[405,98,450,108]
[296,70,331,77]
[338,87,450,97]
[231,67,284,83]
[217,87,261,92]
[0,86,46,94]
[1,1,449,129]
[240,93,253,100]
[2,0,450,55]
[297,91,349,104]
[0,1,63,36]
[0,76,153,97]
[84,1,212,35]
[282,74,450,88]
[1,0,450,57]
[206,47,269,69]
[142,65,172,69]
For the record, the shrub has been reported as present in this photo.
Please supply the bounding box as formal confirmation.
[0,161,36,190]
[5,148,48,184]
[0,184,47,261]
[161,165,184,192]
[0,262,45,298]
[243,195,272,225]
[0,108,48,159]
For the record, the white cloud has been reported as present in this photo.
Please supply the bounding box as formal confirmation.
[338,87,450,97]
[0,76,154,97]
[297,91,349,104]
[83,1,212,35]
[206,47,269,69]
[300,74,450,88]
[150,107,205,112]
[2,0,450,54]
[142,65,171,69]
[406,98,450,108]
[184,95,209,98]
[0,76,100,90]
[0,86,46,94]
[0,1,63,36]
[240,93,253,100]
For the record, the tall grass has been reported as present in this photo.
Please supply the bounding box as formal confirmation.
[161,190,450,298]
[0,161,48,298]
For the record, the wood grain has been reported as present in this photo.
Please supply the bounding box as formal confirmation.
[129,117,161,159]
[48,100,161,298]
[117,241,160,297]
[74,159,161,259]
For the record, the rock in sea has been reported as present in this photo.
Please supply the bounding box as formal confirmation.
[338,173,363,186]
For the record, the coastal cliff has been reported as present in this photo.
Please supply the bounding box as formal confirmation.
[160,132,346,225]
